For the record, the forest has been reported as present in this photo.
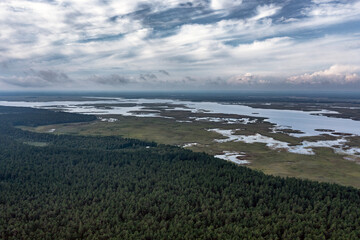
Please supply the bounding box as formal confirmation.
[0,106,359,239]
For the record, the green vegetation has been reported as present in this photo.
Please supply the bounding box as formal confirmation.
[27,114,360,188]
[0,108,360,239]
[23,141,48,147]
[1,106,360,239]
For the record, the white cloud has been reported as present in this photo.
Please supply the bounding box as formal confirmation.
[287,65,360,85]
[232,37,293,53]
[210,0,242,10]
[251,4,282,21]
[311,0,337,3]
[301,0,360,26]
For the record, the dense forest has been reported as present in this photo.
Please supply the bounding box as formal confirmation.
[0,106,359,239]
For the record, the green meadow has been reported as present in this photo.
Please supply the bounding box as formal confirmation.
[21,114,360,189]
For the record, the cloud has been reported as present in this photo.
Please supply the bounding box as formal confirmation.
[287,65,360,85]
[1,61,9,69]
[227,73,269,85]
[307,0,360,17]
[183,76,196,82]
[159,70,170,76]
[34,69,71,83]
[140,73,158,81]
[251,4,282,21]
[0,0,360,90]
[0,69,72,87]
[89,74,132,85]
[210,0,242,10]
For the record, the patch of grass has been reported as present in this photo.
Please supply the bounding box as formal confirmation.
[346,136,360,147]
[23,141,48,147]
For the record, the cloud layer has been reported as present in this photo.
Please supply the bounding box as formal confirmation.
[0,0,360,90]
[287,65,360,85]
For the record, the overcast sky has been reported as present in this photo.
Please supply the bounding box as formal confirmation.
[1,0,360,91]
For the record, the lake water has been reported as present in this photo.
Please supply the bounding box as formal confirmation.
[1,97,360,137]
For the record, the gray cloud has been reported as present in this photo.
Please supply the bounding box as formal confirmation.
[140,73,158,81]
[159,70,170,76]
[184,76,196,82]
[1,61,8,69]
[0,69,72,87]
[30,69,71,83]
[90,74,132,85]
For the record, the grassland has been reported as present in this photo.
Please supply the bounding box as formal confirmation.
[21,113,360,189]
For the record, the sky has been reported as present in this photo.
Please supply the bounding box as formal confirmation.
[0,0,360,91]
